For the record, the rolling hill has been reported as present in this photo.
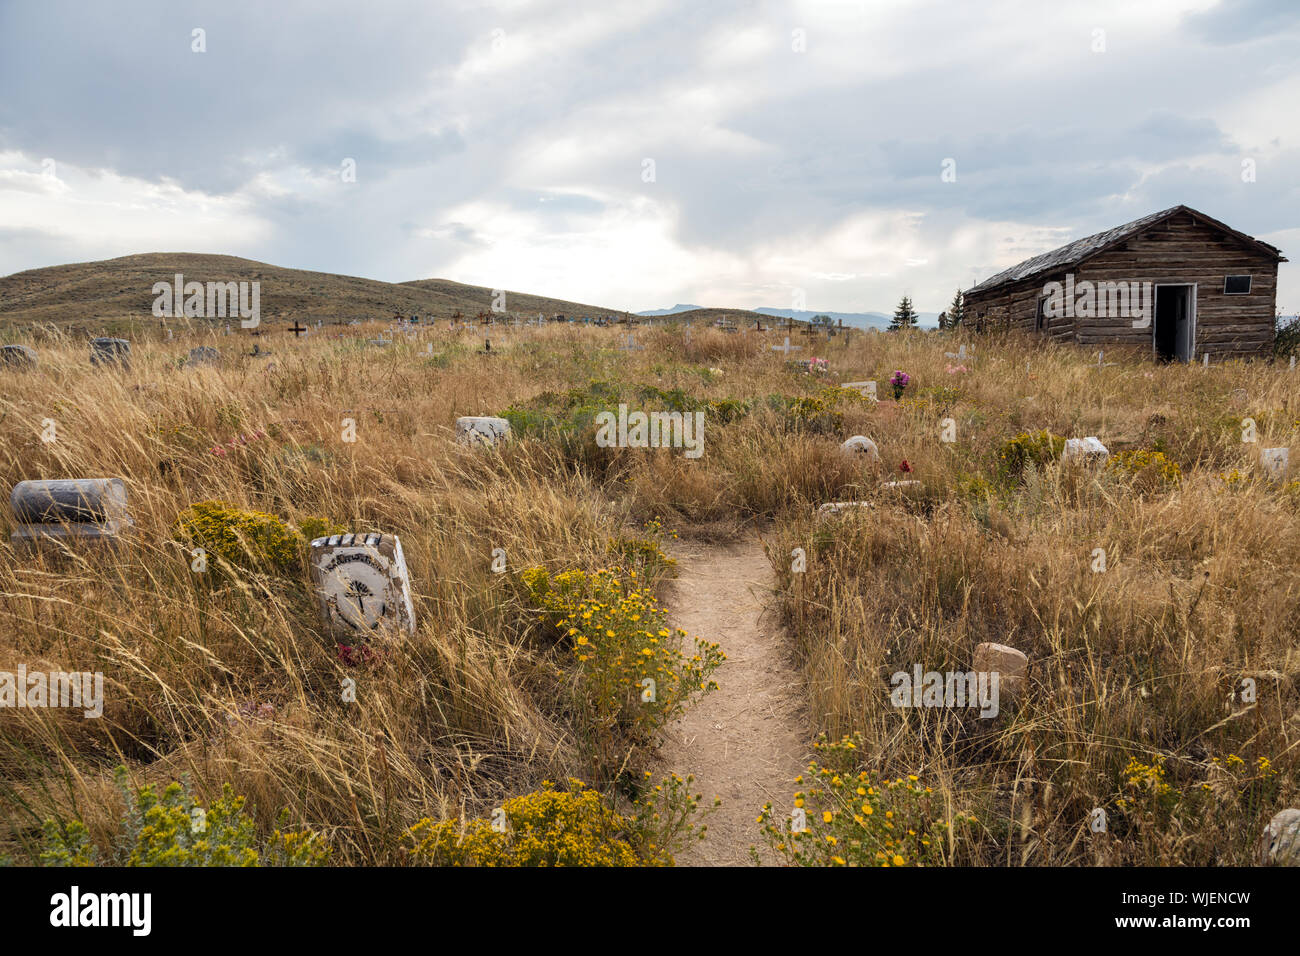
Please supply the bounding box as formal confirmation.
[0,253,630,333]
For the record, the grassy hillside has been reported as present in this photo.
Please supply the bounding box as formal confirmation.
[0,253,628,336]
[1,321,1296,866]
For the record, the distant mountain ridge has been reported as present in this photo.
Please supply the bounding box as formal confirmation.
[638,304,941,329]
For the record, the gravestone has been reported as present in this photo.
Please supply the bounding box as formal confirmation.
[972,641,1028,694]
[309,532,416,642]
[10,478,132,553]
[455,416,511,447]
[944,343,973,363]
[842,380,877,401]
[817,501,873,516]
[879,480,921,490]
[1,344,38,369]
[1258,809,1300,866]
[185,346,222,367]
[1261,447,1290,481]
[90,338,130,369]
[1062,437,1109,464]
[841,435,881,463]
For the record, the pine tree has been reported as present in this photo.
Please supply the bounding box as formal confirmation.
[948,289,965,329]
[889,295,918,331]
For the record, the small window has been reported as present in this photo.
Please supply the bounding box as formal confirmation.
[1224,275,1252,295]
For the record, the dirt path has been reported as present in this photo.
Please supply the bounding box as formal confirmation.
[658,535,809,866]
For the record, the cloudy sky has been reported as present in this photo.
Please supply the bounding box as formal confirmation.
[1,0,1297,314]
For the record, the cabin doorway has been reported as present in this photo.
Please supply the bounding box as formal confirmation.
[1154,284,1195,363]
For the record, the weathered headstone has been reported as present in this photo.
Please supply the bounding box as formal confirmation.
[880,480,921,490]
[972,642,1028,694]
[1258,808,1300,866]
[10,478,132,553]
[842,380,877,401]
[309,533,416,642]
[841,435,881,463]
[817,501,873,516]
[185,346,222,367]
[1261,447,1290,481]
[1062,436,1109,464]
[1,344,38,369]
[90,338,130,369]
[455,416,511,447]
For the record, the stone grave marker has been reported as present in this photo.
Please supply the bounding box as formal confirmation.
[90,337,130,369]
[841,435,881,463]
[1061,436,1109,464]
[309,532,416,642]
[10,478,132,553]
[1,344,38,369]
[1261,447,1290,481]
[842,380,877,401]
[1259,809,1300,866]
[817,501,873,516]
[972,641,1028,694]
[879,480,922,490]
[455,416,511,447]
[185,346,222,368]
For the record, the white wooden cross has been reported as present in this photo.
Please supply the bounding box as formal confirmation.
[771,336,802,357]
[945,343,970,360]
[1203,353,1210,368]
[620,332,643,351]
[1291,355,1296,371]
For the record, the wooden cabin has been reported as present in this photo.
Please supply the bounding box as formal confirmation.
[963,206,1285,361]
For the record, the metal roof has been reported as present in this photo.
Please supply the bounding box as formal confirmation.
[966,205,1284,297]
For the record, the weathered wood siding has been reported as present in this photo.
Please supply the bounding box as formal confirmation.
[965,211,1280,358]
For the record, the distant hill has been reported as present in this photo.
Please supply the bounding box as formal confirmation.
[0,253,629,333]
[638,304,941,329]
[753,308,941,330]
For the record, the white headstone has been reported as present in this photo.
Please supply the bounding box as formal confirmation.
[1261,447,1290,481]
[455,416,511,447]
[841,380,878,401]
[817,501,873,516]
[309,532,416,642]
[1062,436,1110,464]
[879,480,921,490]
[840,435,881,463]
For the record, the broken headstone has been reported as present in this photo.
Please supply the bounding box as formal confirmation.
[9,478,132,554]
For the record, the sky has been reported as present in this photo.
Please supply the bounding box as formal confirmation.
[1,0,1298,314]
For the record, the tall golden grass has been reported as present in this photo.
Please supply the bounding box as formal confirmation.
[1,320,1295,865]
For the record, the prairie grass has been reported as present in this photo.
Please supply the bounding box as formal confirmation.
[1,320,1296,865]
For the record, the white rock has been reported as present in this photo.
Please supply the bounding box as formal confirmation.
[456,416,511,447]
[1261,447,1290,481]
[879,480,921,490]
[309,532,416,642]
[841,435,881,462]
[1062,436,1109,464]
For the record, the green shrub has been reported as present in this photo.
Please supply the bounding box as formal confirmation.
[174,501,343,573]
[41,767,329,867]
[995,430,1065,484]
[757,734,975,866]
[407,773,715,867]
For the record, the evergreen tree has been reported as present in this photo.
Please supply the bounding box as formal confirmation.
[889,295,918,331]
[948,289,965,329]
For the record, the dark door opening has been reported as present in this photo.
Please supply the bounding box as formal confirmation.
[1154,285,1194,362]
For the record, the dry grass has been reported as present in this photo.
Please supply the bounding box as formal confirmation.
[1,320,1296,865]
